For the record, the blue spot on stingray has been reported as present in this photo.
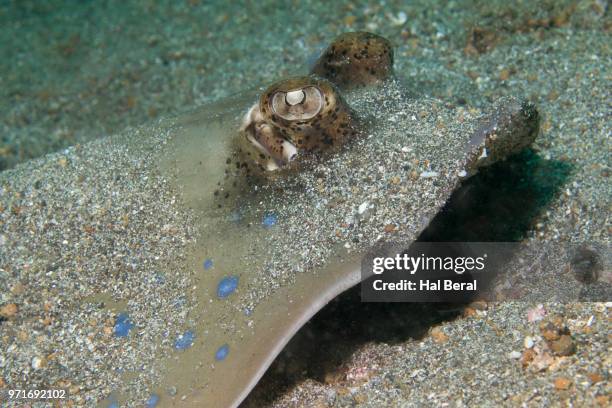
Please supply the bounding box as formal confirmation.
[174,330,195,350]
[114,313,134,337]
[262,213,277,228]
[155,272,166,285]
[107,397,119,408]
[145,393,160,407]
[203,258,213,270]
[228,210,242,223]
[217,276,239,298]
[215,344,230,361]
[244,308,253,316]
[173,296,186,309]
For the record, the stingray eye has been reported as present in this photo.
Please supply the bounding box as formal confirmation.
[271,86,323,121]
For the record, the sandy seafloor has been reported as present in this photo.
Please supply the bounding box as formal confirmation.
[0,0,610,407]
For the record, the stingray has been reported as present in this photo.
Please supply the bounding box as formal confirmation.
[0,33,539,407]
[155,33,539,407]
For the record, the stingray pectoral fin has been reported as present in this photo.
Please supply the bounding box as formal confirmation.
[163,88,268,208]
[179,90,260,128]
[183,254,362,408]
[465,97,540,171]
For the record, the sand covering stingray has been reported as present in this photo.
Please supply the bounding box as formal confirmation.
[0,33,538,407]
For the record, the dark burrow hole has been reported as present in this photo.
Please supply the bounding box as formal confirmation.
[242,149,571,407]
